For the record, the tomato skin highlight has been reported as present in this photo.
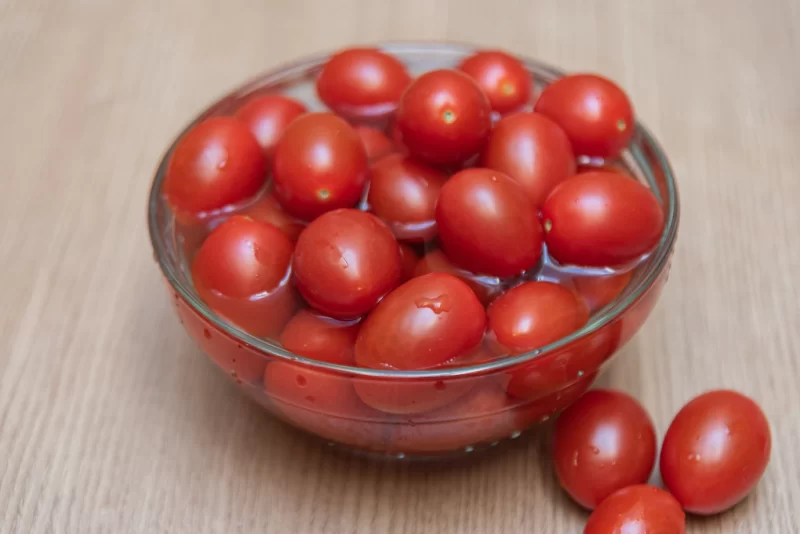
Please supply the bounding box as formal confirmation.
[541,171,664,267]
[660,390,772,515]
[584,485,686,534]
[457,50,533,114]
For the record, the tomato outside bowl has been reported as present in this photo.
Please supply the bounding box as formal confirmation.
[147,42,679,461]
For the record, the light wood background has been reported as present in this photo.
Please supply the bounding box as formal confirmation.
[1,0,799,532]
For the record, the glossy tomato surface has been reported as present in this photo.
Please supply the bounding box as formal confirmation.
[584,485,685,534]
[457,50,532,114]
[660,390,771,515]
[272,112,368,220]
[396,69,492,165]
[413,249,502,306]
[234,95,307,159]
[534,74,634,158]
[316,48,411,119]
[164,117,267,215]
[436,168,543,277]
[573,271,633,313]
[279,309,360,365]
[480,112,575,207]
[368,153,448,242]
[240,191,305,241]
[293,209,401,319]
[542,172,664,267]
[355,125,398,161]
[553,389,657,509]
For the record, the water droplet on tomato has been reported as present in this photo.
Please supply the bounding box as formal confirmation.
[414,294,453,314]
[434,381,446,391]
[572,451,579,467]
[296,375,307,387]
[203,328,212,339]
[590,446,600,455]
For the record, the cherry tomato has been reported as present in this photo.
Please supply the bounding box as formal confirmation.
[660,390,771,515]
[279,309,360,364]
[396,69,492,166]
[584,485,686,534]
[191,215,296,338]
[414,249,503,306]
[234,95,306,159]
[355,272,486,371]
[577,160,631,177]
[353,374,475,416]
[457,50,532,114]
[480,112,576,207]
[355,125,398,161]
[553,389,657,509]
[436,168,543,277]
[293,209,401,319]
[240,191,305,241]
[541,172,664,267]
[573,271,633,313]
[272,112,368,220]
[534,74,634,158]
[398,243,419,282]
[367,153,448,242]
[488,281,589,355]
[164,117,267,215]
[316,48,411,119]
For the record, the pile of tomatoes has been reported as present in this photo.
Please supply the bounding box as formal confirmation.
[160,46,770,531]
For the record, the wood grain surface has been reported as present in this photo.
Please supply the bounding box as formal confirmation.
[1,0,799,532]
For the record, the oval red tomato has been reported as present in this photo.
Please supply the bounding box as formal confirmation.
[660,390,771,515]
[436,168,543,277]
[396,69,492,166]
[279,309,360,365]
[240,191,305,241]
[164,117,267,215]
[234,94,306,159]
[553,389,657,509]
[534,74,634,158]
[457,50,532,114]
[541,171,664,267]
[584,485,685,534]
[272,112,368,220]
[480,112,575,207]
[316,48,411,119]
[293,209,401,319]
[355,125,398,161]
[368,153,448,242]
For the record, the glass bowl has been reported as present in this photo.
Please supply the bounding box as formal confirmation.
[148,42,679,460]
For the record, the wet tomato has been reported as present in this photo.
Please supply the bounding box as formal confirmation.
[355,125,398,161]
[398,243,419,282]
[191,215,296,338]
[396,69,492,165]
[573,271,633,313]
[272,112,368,220]
[279,309,360,364]
[234,95,307,159]
[553,389,657,509]
[240,191,305,241]
[436,168,543,277]
[457,50,532,114]
[367,153,449,242]
[534,74,634,158]
[413,249,502,306]
[316,48,411,119]
[293,209,402,319]
[164,117,267,215]
[542,172,664,267]
[480,112,575,207]
[584,485,685,534]
[660,390,771,515]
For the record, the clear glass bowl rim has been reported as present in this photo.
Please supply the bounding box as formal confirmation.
[147,41,680,379]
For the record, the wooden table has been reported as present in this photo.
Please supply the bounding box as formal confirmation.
[2,0,799,531]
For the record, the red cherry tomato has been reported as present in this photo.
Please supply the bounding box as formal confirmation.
[577,160,632,177]
[413,249,502,306]
[534,74,634,158]
[398,243,419,282]
[272,112,368,220]
[660,390,771,515]
[488,281,589,355]
[234,95,306,159]
[553,389,657,509]
[240,191,305,241]
[436,168,543,277]
[584,485,685,534]
[480,112,576,207]
[368,153,448,242]
[164,117,267,215]
[355,125,398,161]
[396,69,492,166]
[279,309,360,365]
[316,48,411,119]
[191,215,297,338]
[293,209,402,319]
[457,50,532,114]
[573,271,633,313]
[355,273,486,371]
[542,172,664,267]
